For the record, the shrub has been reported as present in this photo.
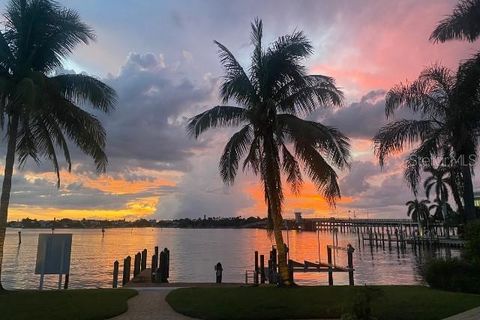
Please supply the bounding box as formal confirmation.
[424,258,480,293]
[464,221,480,264]
[341,287,379,320]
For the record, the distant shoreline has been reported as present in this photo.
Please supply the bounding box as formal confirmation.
[6,216,268,230]
[6,225,264,230]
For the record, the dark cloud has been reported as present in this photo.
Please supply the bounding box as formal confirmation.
[319,90,418,139]
[99,52,217,172]
[339,161,379,197]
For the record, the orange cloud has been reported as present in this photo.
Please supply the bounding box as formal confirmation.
[8,168,179,221]
[240,181,353,219]
[23,168,178,195]
[9,195,159,221]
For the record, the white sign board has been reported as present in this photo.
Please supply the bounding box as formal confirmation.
[35,234,72,275]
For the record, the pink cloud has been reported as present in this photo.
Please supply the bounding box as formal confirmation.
[310,0,477,98]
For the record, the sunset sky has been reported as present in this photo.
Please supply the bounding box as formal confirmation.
[3,0,479,221]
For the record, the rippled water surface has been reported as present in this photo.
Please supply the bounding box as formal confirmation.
[2,227,459,289]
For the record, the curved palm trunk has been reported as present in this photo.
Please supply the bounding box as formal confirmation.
[269,202,290,286]
[263,136,292,286]
[0,114,19,290]
[461,165,476,222]
[451,185,464,217]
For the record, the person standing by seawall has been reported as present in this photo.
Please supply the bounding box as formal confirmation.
[214,262,223,283]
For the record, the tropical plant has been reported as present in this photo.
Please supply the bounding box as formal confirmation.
[0,0,116,289]
[429,199,455,222]
[430,0,480,43]
[187,19,349,285]
[424,167,450,202]
[406,199,431,231]
[373,64,480,222]
[423,166,463,219]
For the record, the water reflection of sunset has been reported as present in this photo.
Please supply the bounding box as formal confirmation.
[3,228,454,289]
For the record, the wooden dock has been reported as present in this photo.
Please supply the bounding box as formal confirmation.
[248,244,355,286]
[289,214,464,248]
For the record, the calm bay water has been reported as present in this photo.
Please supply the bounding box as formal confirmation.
[2,227,459,289]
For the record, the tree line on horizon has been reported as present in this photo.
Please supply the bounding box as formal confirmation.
[0,0,478,288]
[7,216,267,229]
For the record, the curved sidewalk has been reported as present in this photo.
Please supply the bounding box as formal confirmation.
[443,306,480,320]
[111,288,197,320]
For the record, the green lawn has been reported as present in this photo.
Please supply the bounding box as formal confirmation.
[166,286,480,320]
[0,289,137,320]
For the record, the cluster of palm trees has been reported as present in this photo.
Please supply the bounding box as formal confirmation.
[190,1,480,286]
[405,166,458,231]
[374,0,480,225]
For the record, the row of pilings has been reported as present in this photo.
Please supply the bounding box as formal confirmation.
[293,218,459,239]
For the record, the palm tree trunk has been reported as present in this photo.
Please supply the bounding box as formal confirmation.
[263,135,292,286]
[461,165,476,222]
[451,186,464,217]
[0,114,19,290]
[269,203,291,286]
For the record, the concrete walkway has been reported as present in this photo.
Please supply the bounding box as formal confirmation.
[443,306,480,320]
[111,288,197,320]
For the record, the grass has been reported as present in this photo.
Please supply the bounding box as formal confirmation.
[166,285,480,320]
[0,288,137,320]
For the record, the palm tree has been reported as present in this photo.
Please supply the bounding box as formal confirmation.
[428,199,455,222]
[373,64,480,222]
[423,166,462,219]
[187,19,349,286]
[430,0,480,43]
[0,0,116,289]
[406,199,431,233]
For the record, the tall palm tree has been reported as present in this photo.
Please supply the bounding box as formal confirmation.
[373,64,480,222]
[187,19,349,286]
[0,0,116,289]
[430,0,480,43]
[406,199,431,232]
[424,167,450,203]
[423,166,462,219]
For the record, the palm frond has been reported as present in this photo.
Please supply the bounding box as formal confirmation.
[374,119,436,167]
[262,30,313,96]
[455,52,480,106]
[276,75,343,115]
[186,106,248,138]
[214,40,257,106]
[243,134,262,175]
[16,116,39,166]
[0,31,15,71]
[294,140,341,206]
[219,125,252,185]
[281,144,303,194]
[50,74,117,112]
[250,18,263,93]
[49,98,108,173]
[6,0,95,72]
[278,114,351,169]
[430,0,480,43]
[385,67,452,118]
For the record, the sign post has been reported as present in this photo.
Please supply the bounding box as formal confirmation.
[35,234,72,290]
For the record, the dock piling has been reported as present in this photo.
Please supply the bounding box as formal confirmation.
[347,244,354,286]
[113,260,119,288]
[327,246,333,286]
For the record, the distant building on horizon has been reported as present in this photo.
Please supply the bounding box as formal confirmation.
[474,191,480,208]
